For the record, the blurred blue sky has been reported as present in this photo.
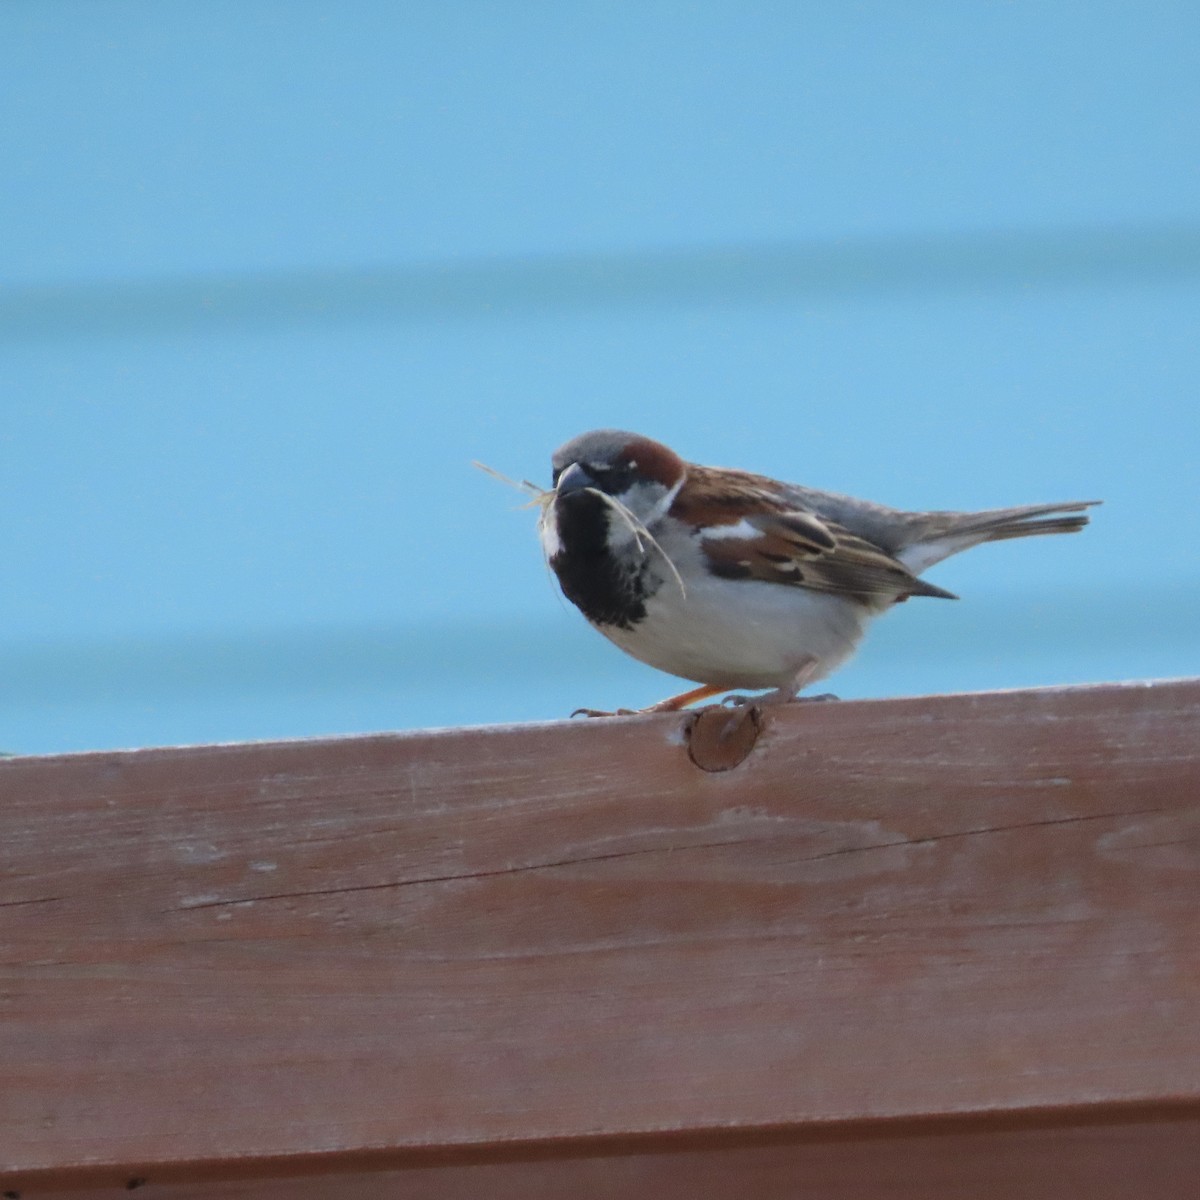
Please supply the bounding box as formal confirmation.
[3,1,1198,753]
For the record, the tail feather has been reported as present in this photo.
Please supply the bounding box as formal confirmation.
[980,512,1093,541]
[898,500,1101,574]
[955,500,1100,540]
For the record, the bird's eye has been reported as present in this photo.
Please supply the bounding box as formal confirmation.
[588,460,638,491]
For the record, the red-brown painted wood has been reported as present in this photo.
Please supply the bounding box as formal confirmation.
[2,680,1198,1197]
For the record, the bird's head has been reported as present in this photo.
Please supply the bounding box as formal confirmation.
[549,430,687,535]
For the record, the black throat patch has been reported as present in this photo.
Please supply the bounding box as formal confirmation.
[549,493,651,630]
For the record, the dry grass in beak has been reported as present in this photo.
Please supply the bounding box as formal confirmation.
[474,460,560,587]
[474,459,687,600]
[472,460,552,510]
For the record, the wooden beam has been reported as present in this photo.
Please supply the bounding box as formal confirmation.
[2,680,1198,1197]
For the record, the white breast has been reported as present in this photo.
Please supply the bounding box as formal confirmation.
[600,562,872,690]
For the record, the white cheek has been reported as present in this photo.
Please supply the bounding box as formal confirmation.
[646,473,685,524]
[607,480,670,548]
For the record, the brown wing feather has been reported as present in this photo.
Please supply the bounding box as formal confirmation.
[673,465,957,602]
[700,511,956,601]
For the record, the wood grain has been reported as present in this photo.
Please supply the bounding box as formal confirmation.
[1,680,1197,1197]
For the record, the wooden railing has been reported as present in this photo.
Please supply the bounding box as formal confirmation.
[2,680,1198,1198]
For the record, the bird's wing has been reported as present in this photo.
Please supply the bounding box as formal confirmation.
[670,464,956,602]
[697,508,956,600]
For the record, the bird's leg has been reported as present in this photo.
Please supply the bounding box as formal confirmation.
[573,664,835,719]
[641,683,728,713]
[719,657,834,709]
[572,682,727,719]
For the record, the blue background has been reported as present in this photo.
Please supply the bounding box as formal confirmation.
[3,1,1198,754]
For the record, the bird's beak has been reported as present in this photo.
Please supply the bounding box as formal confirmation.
[555,462,595,496]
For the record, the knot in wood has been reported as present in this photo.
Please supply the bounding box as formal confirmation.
[685,704,763,772]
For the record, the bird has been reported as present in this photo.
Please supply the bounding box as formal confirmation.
[538,429,1099,713]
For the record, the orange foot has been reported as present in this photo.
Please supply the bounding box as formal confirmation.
[572,683,727,719]
[572,658,832,718]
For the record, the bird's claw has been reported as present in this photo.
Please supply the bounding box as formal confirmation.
[719,690,839,709]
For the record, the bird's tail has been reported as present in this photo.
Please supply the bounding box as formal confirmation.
[953,500,1100,542]
[899,500,1101,574]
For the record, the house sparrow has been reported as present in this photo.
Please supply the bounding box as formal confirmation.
[539,429,1099,712]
